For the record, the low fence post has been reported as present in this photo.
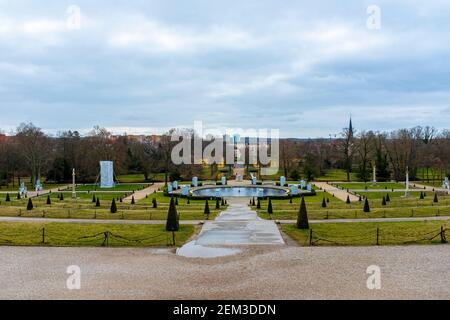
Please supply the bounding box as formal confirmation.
[441,226,447,244]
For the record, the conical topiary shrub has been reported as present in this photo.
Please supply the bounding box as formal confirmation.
[175,197,178,205]
[382,196,386,206]
[152,198,157,208]
[60,193,64,201]
[96,198,100,207]
[363,198,370,213]
[289,196,293,204]
[322,197,327,208]
[359,195,362,202]
[5,193,10,202]
[165,197,179,231]
[296,196,309,229]
[46,195,51,205]
[110,198,117,213]
[187,198,190,205]
[92,194,96,203]
[252,198,255,206]
[346,195,351,204]
[434,193,438,203]
[268,198,273,214]
[386,193,390,202]
[420,192,424,200]
[131,196,135,205]
[27,198,33,211]
[221,198,225,206]
[327,198,330,203]
[256,198,261,209]
[204,200,210,219]
[17,192,21,200]
[216,198,220,209]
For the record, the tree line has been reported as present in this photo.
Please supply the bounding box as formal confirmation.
[0,122,449,187]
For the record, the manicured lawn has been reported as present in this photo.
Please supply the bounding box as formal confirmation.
[75,183,151,191]
[315,169,359,182]
[356,191,422,199]
[282,220,450,246]
[0,222,195,247]
[117,174,147,183]
[0,192,223,221]
[334,182,407,190]
[256,194,450,220]
[0,183,69,192]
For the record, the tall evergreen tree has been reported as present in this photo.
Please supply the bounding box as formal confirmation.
[296,196,309,229]
[165,197,179,231]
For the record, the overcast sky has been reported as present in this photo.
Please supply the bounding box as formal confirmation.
[0,0,449,138]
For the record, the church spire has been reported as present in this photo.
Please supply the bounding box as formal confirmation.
[348,117,354,137]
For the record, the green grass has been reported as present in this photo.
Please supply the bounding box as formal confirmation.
[117,174,147,183]
[256,194,450,220]
[315,169,359,182]
[0,183,69,192]
[335,182,407,190]
[0,192,223,221]
[357,191,422,199]
[0,221,195,247]
[75,183,151,191]
[282,220,450,246]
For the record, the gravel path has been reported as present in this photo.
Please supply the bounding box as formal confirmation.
[123,182,164,203]
[1,245,449,299]
[313,182,359,202]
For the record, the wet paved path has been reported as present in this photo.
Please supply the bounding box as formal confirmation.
[177,198,284,258]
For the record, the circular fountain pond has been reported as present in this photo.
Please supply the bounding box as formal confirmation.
[191,186,289,198]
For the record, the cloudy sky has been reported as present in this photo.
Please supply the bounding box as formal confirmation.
[0,0,449,137]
